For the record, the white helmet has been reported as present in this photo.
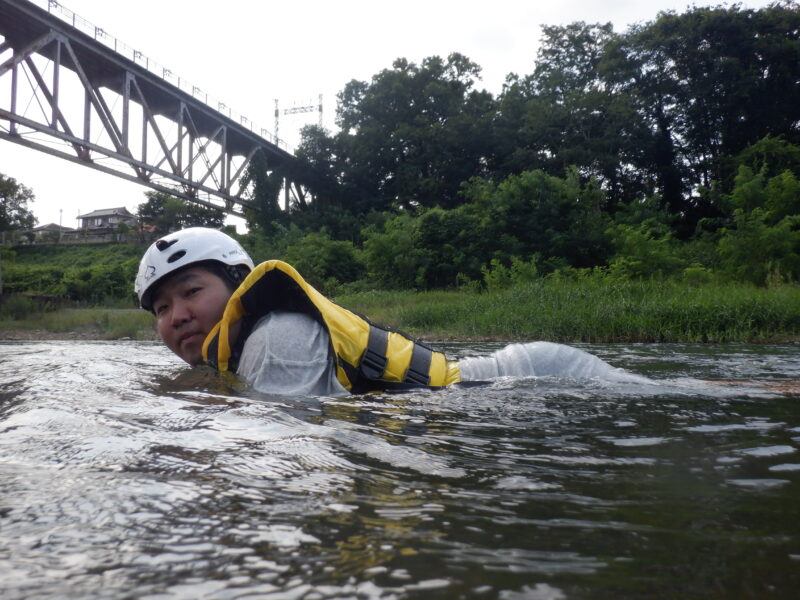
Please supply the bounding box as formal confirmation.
[135,227,254,310]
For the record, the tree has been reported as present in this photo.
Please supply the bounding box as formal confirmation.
[362,214,427,288]
[714,155,800,285]
[718,209,800,285]
[730,135,800,186]
[293,125,349,211]
[494,22,648,209]
[296,53,495,215]
[611,3,800,233]
[362,206,487,289]
[461,167,611,269]
[606,219,684,279]
[0,173,37,296]
[137,191,225,233]
[0,173,37,240]
[240,150,287,234]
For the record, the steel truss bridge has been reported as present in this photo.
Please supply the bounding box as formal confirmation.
[0,0,311,217]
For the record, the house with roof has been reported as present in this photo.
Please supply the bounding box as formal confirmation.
[73,207,139,241]
[25,222,76,243]
[77,207,137,231]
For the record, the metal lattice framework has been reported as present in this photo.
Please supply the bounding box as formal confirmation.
[0,0,309,217]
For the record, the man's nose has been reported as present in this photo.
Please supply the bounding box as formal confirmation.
[170,299,194,326]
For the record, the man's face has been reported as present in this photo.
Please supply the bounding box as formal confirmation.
[152,266,233,365]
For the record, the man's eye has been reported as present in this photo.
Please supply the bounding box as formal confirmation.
[155,304,168,316]
[187,287,202,296]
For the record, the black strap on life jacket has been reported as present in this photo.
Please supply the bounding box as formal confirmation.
[359,325,433,387]
[361,326,389,380]
[405,343,432,387]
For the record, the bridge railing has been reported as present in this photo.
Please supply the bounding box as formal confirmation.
[31,0,292,153]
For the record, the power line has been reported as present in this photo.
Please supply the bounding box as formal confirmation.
[274,94,323,145]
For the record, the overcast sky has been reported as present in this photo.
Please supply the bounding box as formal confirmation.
[0,0,781,230]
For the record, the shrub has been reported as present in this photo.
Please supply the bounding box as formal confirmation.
[362,214,426,289]
[481,258,513,291]
[283,230,364,293]
[0,294,38,320]
[607,220,685,278]
[717,209,800,285]
[480,256,540,292]
[683,264,714,286]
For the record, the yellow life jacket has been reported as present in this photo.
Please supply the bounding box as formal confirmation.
[202,260,461,393]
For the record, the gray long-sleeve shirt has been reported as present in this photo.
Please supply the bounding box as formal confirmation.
[237,312,641,396]
[238,311,348,396]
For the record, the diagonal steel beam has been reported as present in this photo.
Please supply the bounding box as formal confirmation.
[23,54,88,159]
[229,145,260,192]
[129,75,179,176]
[0,29,57,78]
[50,33,59,128]
[197,154,223,188]
[58,33,125,152]
[185,123,225,185]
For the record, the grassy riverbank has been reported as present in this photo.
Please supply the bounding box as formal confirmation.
[338,277,800,343]
[2,277,798,343]
[0,307,156,341]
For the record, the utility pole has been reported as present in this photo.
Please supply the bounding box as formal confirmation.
[274,99,280,145]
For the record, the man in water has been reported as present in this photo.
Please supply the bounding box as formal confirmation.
[136,227,638,395]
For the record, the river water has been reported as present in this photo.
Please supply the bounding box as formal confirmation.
[0,341,798,599]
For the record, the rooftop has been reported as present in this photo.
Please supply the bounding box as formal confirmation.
[77,207,135,219]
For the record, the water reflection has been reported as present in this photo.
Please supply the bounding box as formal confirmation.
[0,341,797,598]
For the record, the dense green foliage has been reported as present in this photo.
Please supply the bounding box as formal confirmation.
[237,3,800,291]
[1,243,143,304]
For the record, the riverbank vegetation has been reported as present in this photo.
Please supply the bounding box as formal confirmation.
[1,3,799,343]
[0,303,155,340]
[339,276,800,343]
[2,272,798,343]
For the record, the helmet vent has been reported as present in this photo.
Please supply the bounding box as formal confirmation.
[167,250,186,263]
[156,238,178,251]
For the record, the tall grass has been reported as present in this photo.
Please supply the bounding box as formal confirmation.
[336,277,800,343]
